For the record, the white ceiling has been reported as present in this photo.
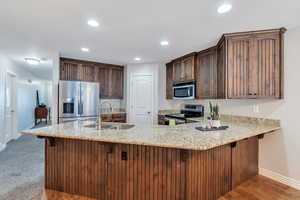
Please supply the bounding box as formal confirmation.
[1,0,300,79]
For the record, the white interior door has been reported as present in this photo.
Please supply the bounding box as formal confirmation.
[130,74,154,125]
[5,72,17,142]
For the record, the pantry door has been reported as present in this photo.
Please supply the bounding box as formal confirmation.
[129,74,154,125]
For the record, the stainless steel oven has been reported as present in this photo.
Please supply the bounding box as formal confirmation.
[173,83,195,100]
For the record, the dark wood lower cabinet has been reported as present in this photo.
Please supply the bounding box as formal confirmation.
[232,136,259,188]
[101,113,126,123]
[45,139,109,199]
[45,136,259,200]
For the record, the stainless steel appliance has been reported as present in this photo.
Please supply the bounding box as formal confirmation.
[164,104,204,125]
[59,81,100,122]
[173,82,195,100]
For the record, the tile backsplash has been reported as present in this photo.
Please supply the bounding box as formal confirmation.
[100,99,125,110]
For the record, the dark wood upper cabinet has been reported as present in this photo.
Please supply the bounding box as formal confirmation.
[110,67,124,99]
[166,28,285,100]
[226,36,252,98]
[252,32,283,98]
[166,62,173,99]
[196,47,218,99]
[80,64,97,82]
[98,66,111,99]
[173,60,183,82]
[172,53,197,83]
[182,56,195,81]
[165,53,197,99]
[60,58,124,99]
[217,28,286,99]
[60,61,80,81]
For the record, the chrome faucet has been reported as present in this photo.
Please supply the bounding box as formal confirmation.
[97,104,102,130]
[100,101,113,113]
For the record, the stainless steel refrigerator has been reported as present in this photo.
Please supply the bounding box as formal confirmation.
[58,80,100,123]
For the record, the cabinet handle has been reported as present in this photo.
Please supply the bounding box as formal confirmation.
[249,93,257,96]
[121,151,128,161]
[230,142,237,148]
[180,150,188,162]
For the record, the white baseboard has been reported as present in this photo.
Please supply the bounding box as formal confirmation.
[259,168,300,190]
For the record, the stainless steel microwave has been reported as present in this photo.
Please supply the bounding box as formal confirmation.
[173,83,195,100]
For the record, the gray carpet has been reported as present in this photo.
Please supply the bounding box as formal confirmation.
[0,135,45,200]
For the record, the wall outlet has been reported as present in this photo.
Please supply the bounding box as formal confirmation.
[253,105,260,113]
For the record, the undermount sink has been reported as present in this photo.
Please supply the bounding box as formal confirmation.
[84,123,135,130]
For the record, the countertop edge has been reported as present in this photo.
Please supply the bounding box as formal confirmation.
[21,127,280,151]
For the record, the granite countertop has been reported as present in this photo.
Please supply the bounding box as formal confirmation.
[21,115,280,151]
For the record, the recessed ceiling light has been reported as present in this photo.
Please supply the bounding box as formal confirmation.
[25,58,40,65]
[218,3,232,14]
[134,57,141,61]
[87,19,99,27]
[81,47,90,52]
[160,40,169,46]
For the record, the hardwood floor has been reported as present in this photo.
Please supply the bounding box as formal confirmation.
[31,175,300,200]
[219,175,300,200]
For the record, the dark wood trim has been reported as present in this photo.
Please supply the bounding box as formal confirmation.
[217,27,287,46]
[60,57,124,69]
[171,52,197,63]
[197,45,217,54]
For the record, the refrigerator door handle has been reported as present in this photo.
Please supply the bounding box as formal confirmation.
[78,102,83,115]
[80,102,84,115]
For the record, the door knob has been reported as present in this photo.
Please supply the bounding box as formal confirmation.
[147,112,151,114]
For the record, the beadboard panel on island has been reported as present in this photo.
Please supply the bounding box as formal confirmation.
[44,137,256,200]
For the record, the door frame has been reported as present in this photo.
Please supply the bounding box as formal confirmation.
[129,73,154,124]
[5,71,18,140]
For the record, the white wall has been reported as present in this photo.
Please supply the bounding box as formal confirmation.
[0,54,50,151]
[126,63,160,124]
[157,26,300,185]
[51,54,60,124]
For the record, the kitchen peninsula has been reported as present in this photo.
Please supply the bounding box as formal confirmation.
[22,115,280,200]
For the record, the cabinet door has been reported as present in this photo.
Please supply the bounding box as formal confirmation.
[166,62,173,99]
[60,61,80,81]
[227,37,251,98]
[196,50,217,99]
[217,41,226,99]
[108,144,185,200]
[80,64,96,82]
[45,139,109,199]
[98,66,111,99]
[251,33,282,98]
[173,61,183,82]
[110,67,124,99]
[101,114,113,122]
[112,113,126,123]
[232,137,258,188]
[182,56,195,81]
